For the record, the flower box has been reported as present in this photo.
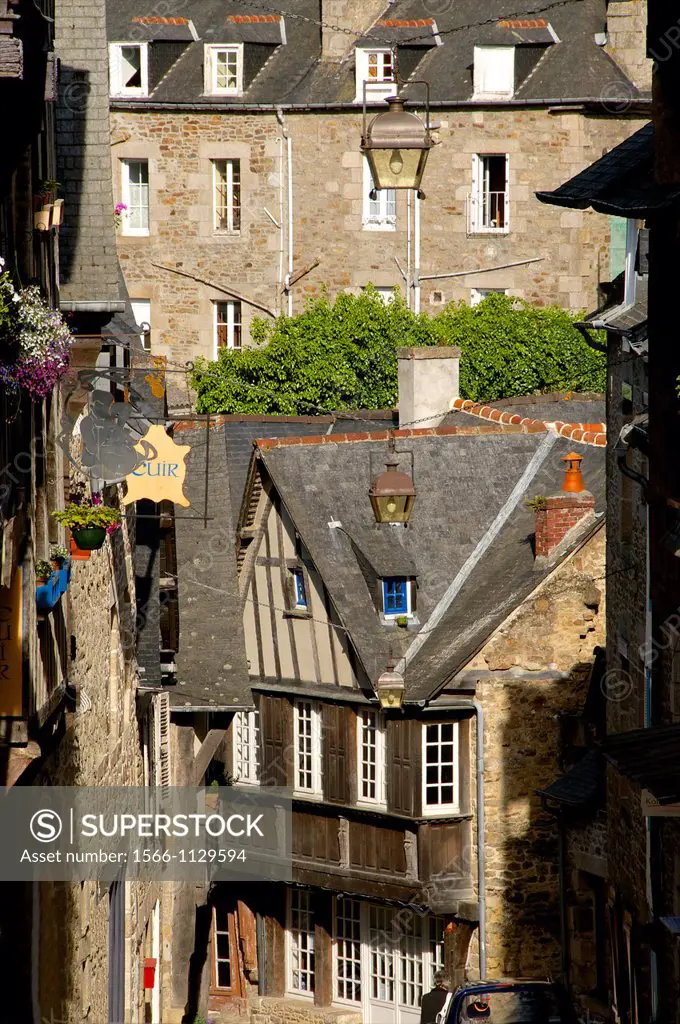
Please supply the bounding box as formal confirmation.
[36,572,60,612]
[70,536,90,561]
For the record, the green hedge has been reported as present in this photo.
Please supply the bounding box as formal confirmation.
[189,289,605,414]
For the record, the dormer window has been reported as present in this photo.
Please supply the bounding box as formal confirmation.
[109,43,148,97]
[381,577,414,618]
[355,48,395,102]
[473,45,515,98]
[205,44,243,96]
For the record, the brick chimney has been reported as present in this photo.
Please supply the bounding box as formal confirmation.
[397,347,460,430]
[534,452,596,559]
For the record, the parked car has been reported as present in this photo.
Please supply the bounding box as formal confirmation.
[437,979,573,1024]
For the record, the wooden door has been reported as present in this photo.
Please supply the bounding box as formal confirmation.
[209,898,245,1007]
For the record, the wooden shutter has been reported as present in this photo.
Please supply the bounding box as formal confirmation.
[322,703,350,804]
[387,717,420,816]
[152,691,171,796]
[260,695,292,787]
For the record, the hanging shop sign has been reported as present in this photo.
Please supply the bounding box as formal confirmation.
[0,569,23,717]
[123,425,191,506]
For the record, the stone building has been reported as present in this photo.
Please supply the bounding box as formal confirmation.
[0,0,171,1018]
[536,32,680,1016]
[105,0,649,386]
[162,350,610,1023]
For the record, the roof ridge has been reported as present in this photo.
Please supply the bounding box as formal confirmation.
[449,398,606,446]
[255,422,546,450]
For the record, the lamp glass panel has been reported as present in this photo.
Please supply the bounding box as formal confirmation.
[371,493,412,523]
[366,148,427,190]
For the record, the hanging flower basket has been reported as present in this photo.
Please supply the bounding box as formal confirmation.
[71,526,106,551]
[52,495,122,553]
[0,257,73,400]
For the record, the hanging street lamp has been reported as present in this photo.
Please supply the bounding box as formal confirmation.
[369,449,416,524]
[376,654,405,709]
[361,84,433,197]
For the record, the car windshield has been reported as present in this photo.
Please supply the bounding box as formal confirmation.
[458,987,563,1024]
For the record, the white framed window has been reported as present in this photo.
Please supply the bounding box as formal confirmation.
[473,45,515,97]
[470,288,508,306]
[205,44,243,95]
[214,300,242,355]
[335,898,362,1002]
[294,701,322,796]
[232,707,260,784]
[332,900,444,1017]
[109,43,148,96]
[468,154,509,234]
[357,709,386,806]
[213,159,241,232]
[130,298,151,350]
[422,721,460,814]
[288,889,315,995]
[362,158,396,231]
[363,286,397,304]
[212,907,233,989]
[120,159,149,236]
[355,48,395,102]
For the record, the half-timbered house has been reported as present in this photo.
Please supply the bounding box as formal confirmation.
[180,365,612,1024]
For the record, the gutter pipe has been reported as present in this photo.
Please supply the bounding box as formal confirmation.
[276,108,294,317]
[111,99,652,114]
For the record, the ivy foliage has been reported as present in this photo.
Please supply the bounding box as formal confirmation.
[190,289,605,414]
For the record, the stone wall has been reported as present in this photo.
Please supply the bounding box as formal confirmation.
[250,996,362,1024]
[110,106,646,398]
[605,1,652,92]
[462,527,606,978]
[33,476,157,1024]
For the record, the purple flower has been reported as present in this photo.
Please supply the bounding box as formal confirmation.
[106,523,120,535]
[91,492,103,506]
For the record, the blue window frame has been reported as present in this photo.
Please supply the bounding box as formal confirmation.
[292,568,308,609]
[382,577,409,616]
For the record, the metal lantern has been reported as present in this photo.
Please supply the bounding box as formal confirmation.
[376,656,405,709]
[361,94,432,193]
[369,455,416,524]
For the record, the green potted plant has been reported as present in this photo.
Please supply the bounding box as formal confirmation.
[35,560,54,586]
[51,494,122,551]
[50,544,69,570]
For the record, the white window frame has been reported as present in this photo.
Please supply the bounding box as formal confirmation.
[109,42,149,97]
[362,157,396,231]
[212,159,241,233]
[421,720,460,816]
[287,889,315,997]
[120,159,150,237]
[294,701,323,797]
[331,901,445,1017]
[473,45,515,98]
[470,288,508,306]
[469,153,510,235]
[205,44,243,96]
[355,47,395,102]
[357,709,386,807]
[213,299,242,356]
[232,707,260,785]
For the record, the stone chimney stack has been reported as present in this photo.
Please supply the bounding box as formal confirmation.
[534,452,596,559]
[321,0,389,61]
[397,347,460,430]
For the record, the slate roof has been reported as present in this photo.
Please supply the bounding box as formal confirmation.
[171,420,252,710]
[602,724,680,805]
[538,749,604,809]
[537,123,680,217]
[106,0,641,108]
[255,427,605,700]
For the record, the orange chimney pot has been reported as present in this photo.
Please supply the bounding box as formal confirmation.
[561,451,585,493]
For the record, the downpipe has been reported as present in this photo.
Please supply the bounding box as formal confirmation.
[276,108,294,317]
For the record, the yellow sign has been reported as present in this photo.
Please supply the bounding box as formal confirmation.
[0,568,23,717]
[123,425,191,507]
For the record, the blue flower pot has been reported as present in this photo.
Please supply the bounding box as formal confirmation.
[56,559,72,596]
[36,572,61,612]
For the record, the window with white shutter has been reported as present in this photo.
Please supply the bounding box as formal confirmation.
[362,158,396,231]
[473,46,515,97]
[109,43,148,96]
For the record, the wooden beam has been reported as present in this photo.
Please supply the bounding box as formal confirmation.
[192,729,227,785]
